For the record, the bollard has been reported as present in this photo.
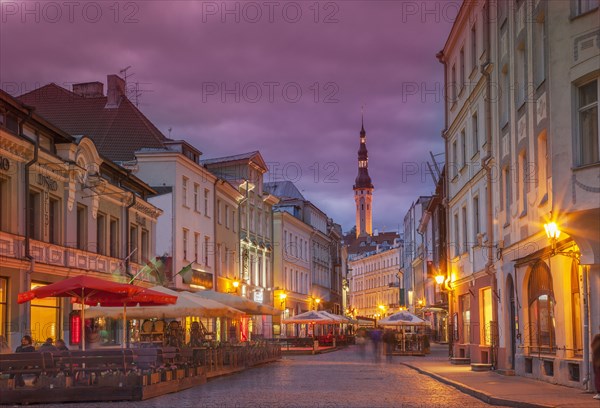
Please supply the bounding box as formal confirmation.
[313,340,319,355]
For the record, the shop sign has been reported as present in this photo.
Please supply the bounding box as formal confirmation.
[253,290,263,304]
[187,269,213,289]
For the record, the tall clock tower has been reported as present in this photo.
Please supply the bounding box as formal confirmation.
[353,118,374,238]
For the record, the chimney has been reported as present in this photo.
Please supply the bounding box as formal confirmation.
[72,82,104,98]
[105,74,126,109]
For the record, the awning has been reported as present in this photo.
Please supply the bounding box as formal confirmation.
[192,290,280,316]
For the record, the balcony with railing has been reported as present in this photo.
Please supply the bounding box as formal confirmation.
[0,230,149,281]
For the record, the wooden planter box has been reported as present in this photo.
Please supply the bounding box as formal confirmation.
[98,374,140,387]
[0,378,15,391]
[146,372,161,385]
[37,375,72,389]
[161,370,173,382]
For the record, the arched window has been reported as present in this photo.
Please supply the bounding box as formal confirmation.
[571,260,582,356]
[528,260,556,353]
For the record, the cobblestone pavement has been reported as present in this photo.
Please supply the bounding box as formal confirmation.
[34,346,509,408]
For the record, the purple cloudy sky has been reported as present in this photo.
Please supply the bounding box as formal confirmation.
[1,1,458,233]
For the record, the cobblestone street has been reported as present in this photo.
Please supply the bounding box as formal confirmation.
[35,346,507,408]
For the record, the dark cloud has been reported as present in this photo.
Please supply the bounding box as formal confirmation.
[1,0,455,233]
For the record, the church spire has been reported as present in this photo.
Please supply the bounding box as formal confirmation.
[353,114,374,238]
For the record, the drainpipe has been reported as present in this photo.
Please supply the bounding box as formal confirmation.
[213,178,218,292]
[437,49,453,359]
[480,3,499,369]
[21,107,36,337]
[582,265,590,391]
[124,192,136,279]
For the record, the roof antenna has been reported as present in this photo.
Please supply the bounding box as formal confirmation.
[168,127,172,138]
[120,65,133,84]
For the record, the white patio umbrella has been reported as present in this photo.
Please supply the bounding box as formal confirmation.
[378,310,429,352]
[378,310,428,326]
[86,286,244,319]
[282,310,338,324]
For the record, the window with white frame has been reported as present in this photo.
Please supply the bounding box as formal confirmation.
[0,177,9,233]
[460,47,465,90]
[96,212,106,255]
[193,183,200,212]
[217,199,222,224]
[574,0,599,16]
[28,190,41,241]
[537,132,548,197]
[453,213,460,256]
[501,66,510,126]
[472,111,479,156]
[503,166,511,215]
[204,189,210,216]
[204,236,210,266]
[49,196,61,245]
[225,204,230,228]
[471,23,477,72]
[77,204,87,250]
[452,139,458,179]
[141,229,149,263]
[182,177,188,207]
[451,64,457,103]
[194,233,199,263]
[519,150,528,214]
[473,196,480,238]
[533,12,545,87]
[461,129,466,168]
[109,218,119,258]
[515,41,526,107]
[129,224,138,263]
[577,80,599,166]
[462,206,468,253]
[182,229,188,260]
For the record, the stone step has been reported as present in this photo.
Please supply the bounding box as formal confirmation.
[470,363,493,372]
[496,369,516,376]
[450,357,471,365]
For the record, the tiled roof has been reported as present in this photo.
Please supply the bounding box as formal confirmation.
[18,83,168,162]
[264,181,305,200]
[344,231,401,256]
[151,186,173,196]
[201,151,260,165]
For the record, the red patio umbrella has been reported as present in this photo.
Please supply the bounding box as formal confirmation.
[80,288,177,347]
[18,275,176,350]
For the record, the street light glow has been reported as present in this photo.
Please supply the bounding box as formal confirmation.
[435,274,445,285]
[544,222,561,240]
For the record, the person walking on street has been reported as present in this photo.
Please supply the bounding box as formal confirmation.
[370,328,383,362]
[383,329,396,362]
[592,332,600,400]
[355,328,367,359]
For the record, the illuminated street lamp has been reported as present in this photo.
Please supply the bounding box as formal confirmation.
[279,292,287,308]
[228,278,240,294]
[544,222,560,253]
[314,298,321,310]
[435,274,445,285]
[544,221,580,259]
